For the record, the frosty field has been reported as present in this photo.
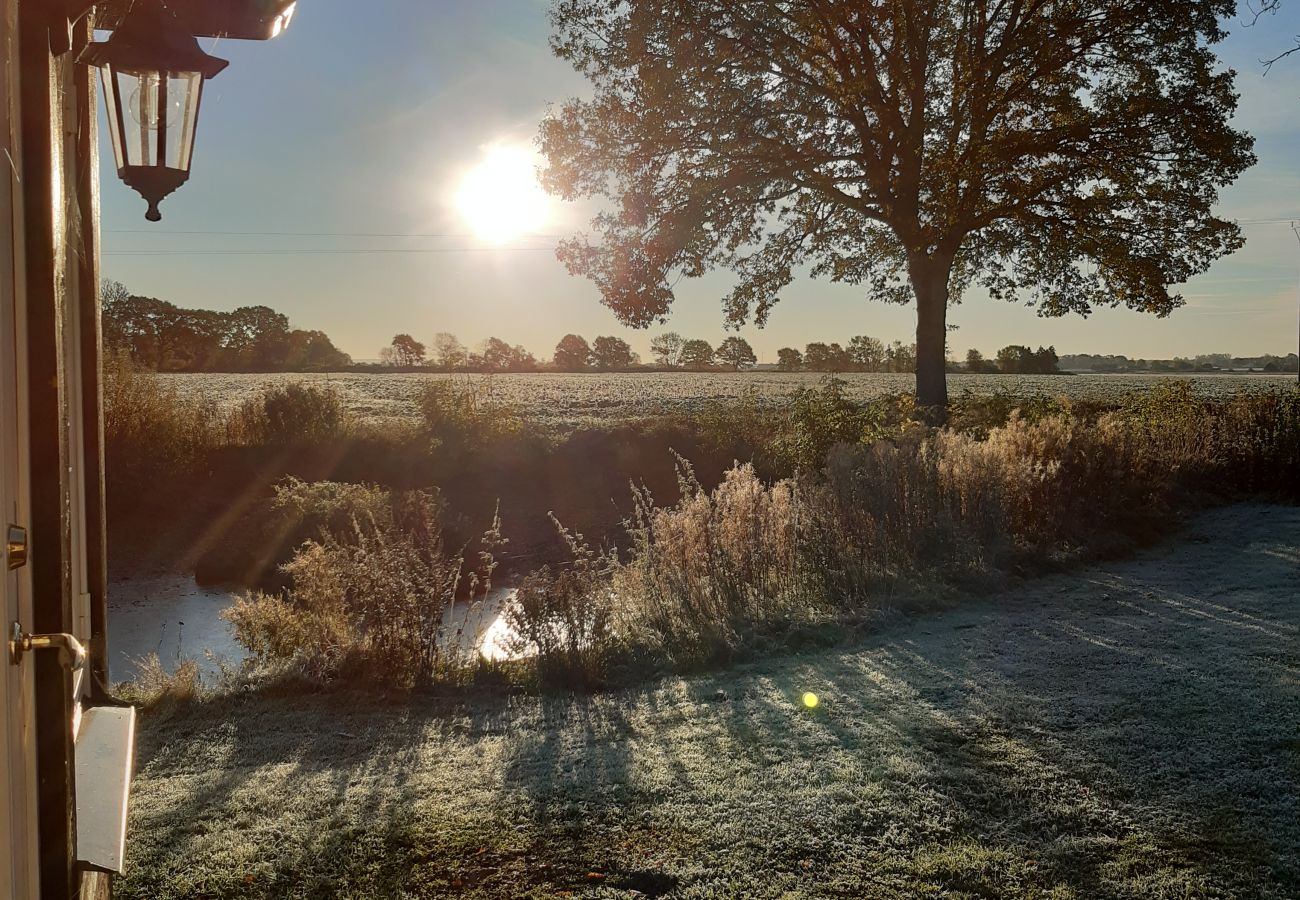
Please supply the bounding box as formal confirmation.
[157,371,1297,431]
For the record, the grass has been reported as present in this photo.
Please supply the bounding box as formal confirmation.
[117,504,1300,899]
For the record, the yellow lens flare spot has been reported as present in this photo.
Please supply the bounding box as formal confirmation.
[802,692,819,709]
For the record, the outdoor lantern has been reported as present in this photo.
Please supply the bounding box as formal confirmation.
[80,0,229,221]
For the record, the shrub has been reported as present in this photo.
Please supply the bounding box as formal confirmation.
[229,382,350,446]
[693,386,781,463]
[1120,382,1300,496]
[502,517,617,688]
[1212,389,1300,494]
[225,491,500,687]
[613,457,815,668]
[772,377,901,473]
[416,378,529,457]
[268,476,400,544]
[810,434,970,597]
[103,352,220,500]
[939,412,1164,546]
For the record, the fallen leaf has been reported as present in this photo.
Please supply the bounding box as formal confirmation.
[587,872,606,881]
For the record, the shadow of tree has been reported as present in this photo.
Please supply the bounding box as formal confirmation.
[118,504,1300,898]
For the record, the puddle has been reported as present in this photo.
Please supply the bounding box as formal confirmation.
[107,576,245,682]
[107,576,523,684]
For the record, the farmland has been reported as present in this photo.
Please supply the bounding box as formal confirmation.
[157,371,1297,431]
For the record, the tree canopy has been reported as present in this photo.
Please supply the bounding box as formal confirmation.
[542,0,1254,410]
[479,337,538,372]
[716,336,758,370]
[102,281,351,372]
[680,339,716,369]
[554,333,595,370]
[432,333,468,369]
[649,331,686,367]
[592,335,637,370]
[385,334,427,367]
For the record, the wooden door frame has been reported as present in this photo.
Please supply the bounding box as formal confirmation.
[16,4,106,896]
[2,0,40,894]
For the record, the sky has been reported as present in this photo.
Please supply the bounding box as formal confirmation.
[99,1,1300,363]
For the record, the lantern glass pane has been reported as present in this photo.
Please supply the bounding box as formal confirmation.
[164,72,202,172]
[109,68,201,171]
[99,67,125,171]
[112,68,157,168]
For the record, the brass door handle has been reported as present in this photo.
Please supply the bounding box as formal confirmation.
[9,622,86,671]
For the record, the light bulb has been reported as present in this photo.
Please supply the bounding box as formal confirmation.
[127,75,181,130]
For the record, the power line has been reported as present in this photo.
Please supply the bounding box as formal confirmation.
[102,247,557,256]
[102,228,565,239]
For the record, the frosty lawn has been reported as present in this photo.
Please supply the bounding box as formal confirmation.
[118,504,1299,898]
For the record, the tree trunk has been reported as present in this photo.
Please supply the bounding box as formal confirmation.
[909,254,952,419]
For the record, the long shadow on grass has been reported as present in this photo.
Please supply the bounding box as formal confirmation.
[119,507,1300,898]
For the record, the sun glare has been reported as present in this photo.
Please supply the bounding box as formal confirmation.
[454,145,552,244]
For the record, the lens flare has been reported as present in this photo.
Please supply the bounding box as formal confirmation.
[802,692,819,709]
[454,144,553,244]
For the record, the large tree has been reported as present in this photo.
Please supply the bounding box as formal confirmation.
[541,0,1254,412]
[388,333,427,367]
[716,335,758,370]
[848,335,886,372]
[649,331,686,367]
[432,332,468,369]
[681,339,715,369]
[804,341,850,372]
[554,333,594,370]
[592,335,637,370]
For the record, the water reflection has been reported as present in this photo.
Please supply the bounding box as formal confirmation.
[107,577,523,684]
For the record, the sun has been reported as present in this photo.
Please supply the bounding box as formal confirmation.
[454,145,553,244]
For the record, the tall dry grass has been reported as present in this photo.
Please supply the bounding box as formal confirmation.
[227,382,351,446]
[503,517,617,688]
[205,380,1300,691]
[613,457,812,669]
[225,491,503,688]
[103,352,222,499]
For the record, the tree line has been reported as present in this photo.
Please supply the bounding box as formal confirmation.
[774,337,917,373]
[379,331,763,372]
[102,280,351,372]
[380,333,541,372]
[382,330,1064,375]
[775,340,1059,374]
[966,346,1061,375]
[646,333,756,370]
[1060,352,1300,374]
